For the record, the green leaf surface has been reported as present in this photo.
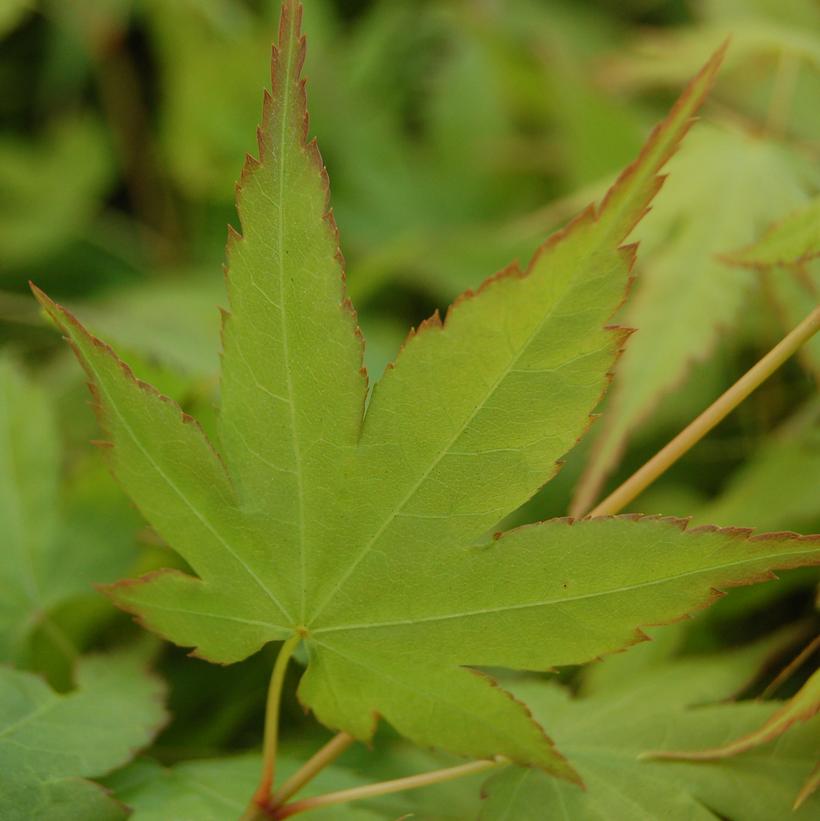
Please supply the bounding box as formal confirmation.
[0,654,166,821]
[0,777,125,821]
[32,5,820,775]
[572,123,815,514]
[0,356,138,663]
[481,649,820,820]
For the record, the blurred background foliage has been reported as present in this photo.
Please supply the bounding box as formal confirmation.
[1,0,818,812]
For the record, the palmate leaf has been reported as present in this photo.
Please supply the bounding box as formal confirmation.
[0,653,166,821]
[481,642,820,820]
[32,1,820,777]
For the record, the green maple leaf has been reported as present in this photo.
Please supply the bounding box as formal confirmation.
[0,653,166,821]
[32,1,820,778]
[481,639,820,820]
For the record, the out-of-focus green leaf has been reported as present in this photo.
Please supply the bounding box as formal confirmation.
[0,356,59,659]
[0,118,112,272]
[0,0,32,36]
[0,356,138,663]
[143,0,279,200]
[647,667,820,761]
[606,0,820,87]
[76,274,224,377]
[695,399,820,532]
[481,645,820,820]
[581,620,806,700]
[723,198,820,379]
[0,654,166,821]
[43,0,133,52]
[764,264,820,378]
[573,123,815,514]
[725,196,820,269]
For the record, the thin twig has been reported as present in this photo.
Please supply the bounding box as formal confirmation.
[276,759,502,818]
[588,306,820,517]
[761,635,820,699]
[271,732,355,808]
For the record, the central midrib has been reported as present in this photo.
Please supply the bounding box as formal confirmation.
[273,16,307,623]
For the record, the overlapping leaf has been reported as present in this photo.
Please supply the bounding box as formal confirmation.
[695,398,820,533]
[0,118,112,273]
[33,2,820,776]
[646,638,820,809]
[724,197,820,380]
[572,123,816,514]
[0,356,137,663]
[650,667,820,761]
[481,642,820,820]
[602,0,820,143]
[725,195,820,269]
[0,654,166,821]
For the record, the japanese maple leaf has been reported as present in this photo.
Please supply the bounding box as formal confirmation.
[33,1,820,780]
